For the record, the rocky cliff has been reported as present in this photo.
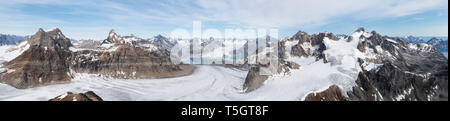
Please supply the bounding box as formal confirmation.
[0,28,72,89]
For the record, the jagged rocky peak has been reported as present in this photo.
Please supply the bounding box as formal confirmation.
[151,34,177,49]
[355,27,365,33]
[102,29,143,45]
[104,29,121,44]
[354,27,378,37]
[28,28,72,49]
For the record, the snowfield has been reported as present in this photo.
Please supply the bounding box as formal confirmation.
[0,66,246,101]
[0,32,383,101]
[1,64,360,101]
[0,63,372,101]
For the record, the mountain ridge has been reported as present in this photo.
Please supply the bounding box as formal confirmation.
[0,28,195,89]
[0,27,447,101]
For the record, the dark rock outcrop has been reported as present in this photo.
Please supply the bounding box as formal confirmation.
[304,28,448,101]
[305,85,348,101]
[49,91,103,101]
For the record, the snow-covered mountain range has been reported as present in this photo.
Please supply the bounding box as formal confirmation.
[0,28,447,101]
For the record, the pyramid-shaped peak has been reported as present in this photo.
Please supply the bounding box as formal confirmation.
[47,27,61,32]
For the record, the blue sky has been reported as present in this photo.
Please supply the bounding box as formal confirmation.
[0,0,448,40]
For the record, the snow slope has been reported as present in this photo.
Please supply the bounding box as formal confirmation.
[0,66,247,101]
[0,64,369,101]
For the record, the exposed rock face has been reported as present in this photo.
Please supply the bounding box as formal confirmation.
[427,38,448,52]
[0,34,28,45]
[28,28,72,49]
[0,28,73,89]
[103,29,125,44]
[71,30,195,79]
[243,60,298,92]
[305,85,348,101]
[49,91,103,101]
[151,35,177,50]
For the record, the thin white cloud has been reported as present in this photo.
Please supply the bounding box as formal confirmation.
[0,0,447,39]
